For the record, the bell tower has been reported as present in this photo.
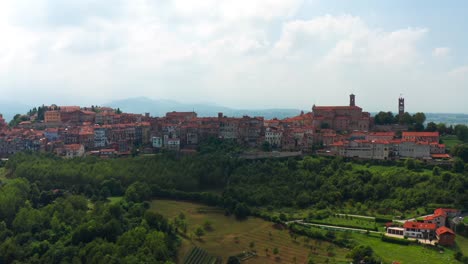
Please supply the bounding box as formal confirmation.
[349,94,355,107]
[398,96,405,123]
[398,97,404,115]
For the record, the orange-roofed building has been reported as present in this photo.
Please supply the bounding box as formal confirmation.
[402,132,439,143]
[166,111,197,123]
[312,94,370,132]
[403,221,437,239]
[436,227,456,246]
[366,132,395,141]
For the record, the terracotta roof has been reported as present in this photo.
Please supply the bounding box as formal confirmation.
[60,106,81,112]
[64,144,83,151]
[403,221,436,230]
[431,154,451,159]
[436,226,455,236]
[402,132,439,137]
[313,106,362,110]
[368,132,395,136]
[100,149,116,152]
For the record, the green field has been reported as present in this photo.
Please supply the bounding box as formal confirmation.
[455,235,468,256]
[308,215,378,230]
[441,135,463,150]
[350,232,458,264]
[151,199,351,264]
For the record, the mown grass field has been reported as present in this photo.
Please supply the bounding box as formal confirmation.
[441,135,463,150]
[151,199,351,264]
[455,235,468,255]
[350,231,459,264]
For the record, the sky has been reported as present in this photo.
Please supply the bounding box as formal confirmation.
[0,0,468,113]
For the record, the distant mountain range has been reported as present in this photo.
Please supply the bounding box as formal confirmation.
[1,97,468,125]
[106,97,305,120]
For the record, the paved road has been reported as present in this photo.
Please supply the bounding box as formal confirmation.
[287,220,382,234]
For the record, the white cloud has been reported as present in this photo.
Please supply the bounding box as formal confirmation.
[274,15,428,66]
[0,1,467,113]
[432,47,450,58]
[171,0,302,21]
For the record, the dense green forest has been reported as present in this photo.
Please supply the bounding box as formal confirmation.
[6,150,467,214]
[0,140,467,263]
[0,177,179,263]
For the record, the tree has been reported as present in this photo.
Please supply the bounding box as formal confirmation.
[233,203,250,220]
[374,111,396,125]
[227,256,241,264]
[452,158,465,173]
[249,241,255,251]
[203,220,213,231]
[426,122,437,132]
[413,112,426,125]
[273,247,279,255]
[124,181,151,203]
[400,112,413,125]
[194,226,204,240]
[452,144,468,162]
[347,245,376,263]
[262,141,272,152]
[455,125,468,142]
[437,123,447,135]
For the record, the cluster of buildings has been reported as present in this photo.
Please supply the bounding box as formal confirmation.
[386,208,460,246]
[0,94,450,159]
[327,131,447,160]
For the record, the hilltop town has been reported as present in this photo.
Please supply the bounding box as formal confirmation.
[0,94,453,160]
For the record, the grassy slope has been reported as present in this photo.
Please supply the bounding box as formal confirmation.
[455,235,468,256]
[151,199,350,264]
[350,232,458,264]
[441,135,463,150]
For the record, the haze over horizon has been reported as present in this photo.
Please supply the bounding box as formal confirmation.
[1,1,468,113]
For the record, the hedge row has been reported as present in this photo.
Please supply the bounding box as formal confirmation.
[381,235,411,245]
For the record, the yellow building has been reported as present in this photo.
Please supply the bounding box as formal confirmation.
[44,110,61,123]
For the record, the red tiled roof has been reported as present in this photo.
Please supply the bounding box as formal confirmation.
[433,208,448,217]
[402,132,439,137]
[313,106,362,110]
[64,144,83,151]
[100,149,116,152]
[60,106,81,112]
[431,154,451,159]
[371,140,390,144]
[368,132,395,136]
[403,221,436,230]
[436,226,455,236]
[424,215,442,221]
